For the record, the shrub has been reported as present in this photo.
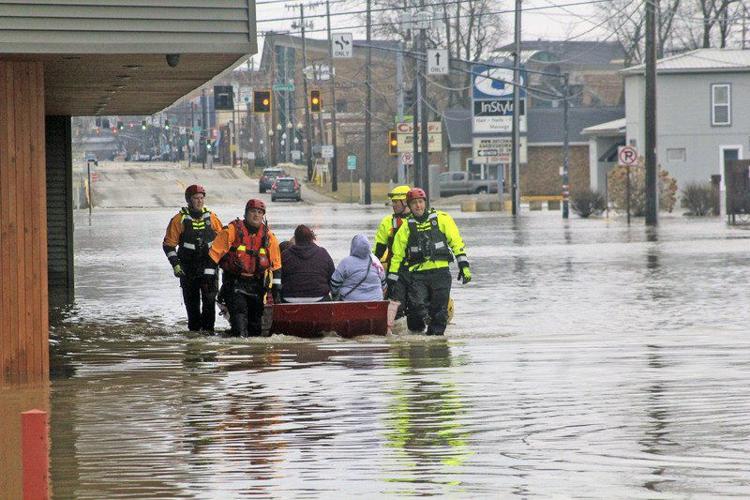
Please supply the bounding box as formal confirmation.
[571,188,606,218]
[607,160,678,215]
[681,182,716,216]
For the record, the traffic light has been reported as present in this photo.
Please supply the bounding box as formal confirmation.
[388,130,398,156]
[214,85,234,110]
[253,90,271,113]
[117,121,124,131]
[310,90,321,112]
[164,120,170,130]
[141,120,147,130]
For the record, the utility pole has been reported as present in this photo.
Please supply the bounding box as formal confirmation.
[562,73,570,219]
[299,5,314,181]
[511,0,522,215]
[645,0,658,225]
[201,88,208,169]
[412,67,420,186]
[419,0,429,197]
[326,0,339,191]
[396,41,405,184]
[364,0,372,204]
[189,101,194,168]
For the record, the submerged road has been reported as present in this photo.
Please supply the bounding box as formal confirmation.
[13,169,750,497]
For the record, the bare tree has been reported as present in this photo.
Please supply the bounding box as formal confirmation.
[365,0,506,107]
[595,0,682,65]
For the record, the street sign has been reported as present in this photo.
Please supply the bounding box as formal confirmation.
[332,33,353,58]
[347,154,357,170]
[400,152,414,165]
[292,150,301,160]
[245,151,255,160]
[321,145,334,158]
[427,49,449,75]
[618,145,639,166]
[272,83,294,92]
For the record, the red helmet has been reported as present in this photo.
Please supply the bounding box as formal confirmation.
[245,198,266,214]
[185,184,206,202]
[406,187,427,204]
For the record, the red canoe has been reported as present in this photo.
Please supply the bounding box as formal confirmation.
[264,301,389,338]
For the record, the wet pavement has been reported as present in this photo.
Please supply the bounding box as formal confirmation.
[7,201,750,498]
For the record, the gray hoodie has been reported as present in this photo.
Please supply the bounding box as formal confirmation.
[330,234,386,301]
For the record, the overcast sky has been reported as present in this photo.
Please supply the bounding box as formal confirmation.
[250,0,612,64]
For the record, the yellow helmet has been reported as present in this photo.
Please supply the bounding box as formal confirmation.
[388,185,411,201]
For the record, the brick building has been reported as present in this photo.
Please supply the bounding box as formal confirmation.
[259,33,408,182]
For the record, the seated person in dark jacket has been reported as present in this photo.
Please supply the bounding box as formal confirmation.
[281,225,335,302]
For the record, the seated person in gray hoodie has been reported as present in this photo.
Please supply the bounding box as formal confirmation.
[330,234,386,301]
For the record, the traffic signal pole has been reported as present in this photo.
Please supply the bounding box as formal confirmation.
[326,0,338,191]
[511,0,522,215]
[300,4,314,182]
[364,0,372,204]
[419,0,429,197]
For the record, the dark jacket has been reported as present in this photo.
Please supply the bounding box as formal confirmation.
[281,243,335,299]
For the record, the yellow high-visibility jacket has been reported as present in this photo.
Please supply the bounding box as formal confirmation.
[373,213,407,266]
[388,209,467,275]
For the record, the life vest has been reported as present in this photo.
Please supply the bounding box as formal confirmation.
[406,210,453,266]
[382,214,406,267]
[177,207,217,271]
[219,219,271,278]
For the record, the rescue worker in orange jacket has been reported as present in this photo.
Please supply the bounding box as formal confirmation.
[209,199,282,337]
[163,184,223,331]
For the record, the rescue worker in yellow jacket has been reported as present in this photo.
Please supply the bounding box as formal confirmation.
[209,199,282,337]
[388,188,471,335]
[374,185,411,314]
[163,184,224,331]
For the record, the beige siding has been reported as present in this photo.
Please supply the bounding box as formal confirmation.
[0,0,255,54]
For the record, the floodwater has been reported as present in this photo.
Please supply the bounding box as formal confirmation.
[8,202,750,498]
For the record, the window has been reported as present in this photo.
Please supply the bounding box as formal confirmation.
[452,173,464,181]
[711,84,731,126]
[667,148,686,162]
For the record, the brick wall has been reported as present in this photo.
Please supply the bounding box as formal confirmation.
[523,145,589,196]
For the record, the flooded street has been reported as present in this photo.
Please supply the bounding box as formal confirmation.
[19,202,750,497]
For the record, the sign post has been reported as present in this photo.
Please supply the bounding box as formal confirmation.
[618,145,639,224]
[347,154,357,203]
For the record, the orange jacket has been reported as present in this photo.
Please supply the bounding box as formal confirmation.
[209,221,282,271]
[163,209,223,248]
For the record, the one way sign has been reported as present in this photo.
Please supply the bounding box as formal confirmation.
[332,33,353,58]
[427,49,449,75]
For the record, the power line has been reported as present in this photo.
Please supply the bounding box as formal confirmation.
[259,0,615,36]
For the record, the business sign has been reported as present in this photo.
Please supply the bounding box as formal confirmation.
[472,64,525,100]
[396,132,442,152]
[321,145,334,158]
[473,99,525,117]
[395,122,442,134]
[473,115,527,133]
[473,136,527,164]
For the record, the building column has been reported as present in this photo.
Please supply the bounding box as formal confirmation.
[0,61,49,384]
[46,116,74,306]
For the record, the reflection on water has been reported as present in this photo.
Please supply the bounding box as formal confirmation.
[12,207,750,497]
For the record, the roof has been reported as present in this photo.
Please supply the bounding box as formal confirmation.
[494,40,625,67]
[527,107,625,144]
[443,108,472,148]
[581,118,626,136]
[260,33,400,71]
[622,49,750,75]
[442,106,625,147]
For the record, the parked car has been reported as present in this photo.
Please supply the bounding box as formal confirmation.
[439,171,499,196]
[271,177,302,202]
[259,167,286,193]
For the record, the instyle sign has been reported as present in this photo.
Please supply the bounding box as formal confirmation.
[472,64,525,100]
[473,99,525,117]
